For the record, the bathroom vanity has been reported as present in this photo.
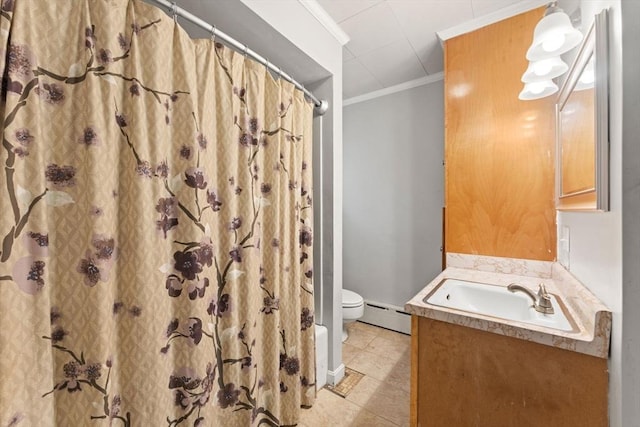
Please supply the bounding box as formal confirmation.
[421,5,614,425]
[405,254,612,427]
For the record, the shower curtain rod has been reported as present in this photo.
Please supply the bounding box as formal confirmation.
[148,0,329,115]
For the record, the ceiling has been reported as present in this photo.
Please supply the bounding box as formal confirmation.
[316,0,535,99]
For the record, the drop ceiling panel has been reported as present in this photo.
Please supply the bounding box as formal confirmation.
[357,38,427,88]
[316,0,383,23]
[414,37,445,75]
[388,0,474,44]
[343,59,384,98]
[339,2,405,57]
[343,47,355,61]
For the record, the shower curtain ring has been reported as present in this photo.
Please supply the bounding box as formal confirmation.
[243,45,249,58]
[171,2,178,22]
[210,25,216,42]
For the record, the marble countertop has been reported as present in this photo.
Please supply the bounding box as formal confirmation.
[405,253,612,359]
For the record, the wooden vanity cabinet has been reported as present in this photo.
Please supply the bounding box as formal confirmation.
[410,316,608,426]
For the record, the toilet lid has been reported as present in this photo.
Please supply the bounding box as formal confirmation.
[342,289,364,308]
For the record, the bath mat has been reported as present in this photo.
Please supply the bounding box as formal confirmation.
[325,367,364,398]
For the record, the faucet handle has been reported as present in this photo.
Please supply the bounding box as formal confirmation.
[538,283,551,297]
[536,284,554,313]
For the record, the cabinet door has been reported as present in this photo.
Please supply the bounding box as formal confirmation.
[412,316,607,427]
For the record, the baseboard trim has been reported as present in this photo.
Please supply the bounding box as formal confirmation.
[360,300,412,335]
[327,363,345,386]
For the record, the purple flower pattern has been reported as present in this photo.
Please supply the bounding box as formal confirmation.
[300,307,314,331]
[11,257,45,294]
[173,250,202,281]
[45,164,76,187]
[15,128,34,146]
[5,43,35,95]
[97,48,113,65]
[77,255,106,287]
[36,82,65,104]
[85,25,96,48]
[2,0,14,13]
[155,197,178,238]
[38,306,138,423]
[217,383,240,409]
[78,127,100,146]
[0,11,314,427]
[206,189,222,211]
[73,235,118,287]
[185,167,207,189]
[180,145,192,160]
[261,296,279,314]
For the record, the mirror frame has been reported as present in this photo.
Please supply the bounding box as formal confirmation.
[556,9,609,211]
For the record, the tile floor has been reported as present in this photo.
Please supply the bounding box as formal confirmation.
[299,321,411,427]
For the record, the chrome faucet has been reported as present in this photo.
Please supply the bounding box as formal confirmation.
[507,283,555,314]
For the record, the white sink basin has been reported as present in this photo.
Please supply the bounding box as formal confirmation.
[424,278,575,332]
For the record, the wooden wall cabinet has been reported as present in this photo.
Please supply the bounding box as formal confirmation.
[444,7,556,261]
[556,9,610,211]
[410,316,608,426]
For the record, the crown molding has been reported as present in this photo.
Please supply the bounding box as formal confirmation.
[437,0,549,43]
[343,72,444,106]
[298,0,350,46]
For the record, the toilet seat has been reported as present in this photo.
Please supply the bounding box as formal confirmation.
[342,289,363,308]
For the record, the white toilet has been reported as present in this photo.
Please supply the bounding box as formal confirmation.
[342,289,365,342]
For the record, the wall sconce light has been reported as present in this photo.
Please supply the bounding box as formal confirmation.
[519,2,582,101]
[518,80,558,100]
[574,56,595,91]
[526,2,583,61]
[521,56,569,82]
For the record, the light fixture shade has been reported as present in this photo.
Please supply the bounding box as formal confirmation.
[521,56,569,82]
[518,80,558,100]
[526,12,583,61]
[574,57,595,91]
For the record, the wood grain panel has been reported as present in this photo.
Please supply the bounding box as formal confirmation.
[444,8,557,260]
[560,87,596,195]
[410,315,419,427]
[414,317,608,426]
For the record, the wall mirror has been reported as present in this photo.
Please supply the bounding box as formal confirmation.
[556,9,609,211]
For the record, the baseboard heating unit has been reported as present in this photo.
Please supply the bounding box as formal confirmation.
[359,300,411,335]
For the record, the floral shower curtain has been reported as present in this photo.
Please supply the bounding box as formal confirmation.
[0,0,316,425]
